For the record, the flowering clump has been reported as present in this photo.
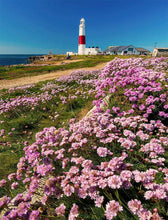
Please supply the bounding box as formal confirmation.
[0,57,168,219]
[105,200,123,220]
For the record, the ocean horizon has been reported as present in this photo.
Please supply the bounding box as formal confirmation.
[0,54,44,66]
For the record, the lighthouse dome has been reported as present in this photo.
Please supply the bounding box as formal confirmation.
[80,18,85,24]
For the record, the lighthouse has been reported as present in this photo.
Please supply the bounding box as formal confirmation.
[66,18,102,56]
[78,18,86,55]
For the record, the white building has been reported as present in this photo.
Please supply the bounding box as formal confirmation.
[85,47,102,55]
[66,52,77,56]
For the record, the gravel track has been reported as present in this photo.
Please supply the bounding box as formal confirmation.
[0,62,106,90]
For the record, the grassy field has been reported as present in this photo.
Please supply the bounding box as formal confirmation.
[0,55,145,80]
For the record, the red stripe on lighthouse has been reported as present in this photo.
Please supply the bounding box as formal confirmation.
[79,36,85,44]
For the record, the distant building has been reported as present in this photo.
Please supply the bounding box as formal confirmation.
[66,52,77,56]
[85,46,102,55]
[136,48,150,55]
[153,48,168,57]
[104,45,150,55]
[104,45,139,55]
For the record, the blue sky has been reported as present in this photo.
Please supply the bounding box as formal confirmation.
[0,0,168,54]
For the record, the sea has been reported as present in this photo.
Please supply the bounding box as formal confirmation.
[0,54,42,66]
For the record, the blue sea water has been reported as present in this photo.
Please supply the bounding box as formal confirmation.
[0,54,42,66]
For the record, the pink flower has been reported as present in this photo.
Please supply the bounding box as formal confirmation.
[8,173,16,181]
[120,170,132,181]
[63,184,75,196]
[164,105,168,109]
[0,196,11,208]
[56,203,66,216]
[128,199,143,215]
[97,147,108,157]
[154,189,166,200]
[138,209,152,220]
[121,139,136,149]
[105,200,123,220]
[0,179,7,187]
[95,196,104,207]
[68,203,79,220]
[108,175,122,189]
[82,160,93,169]
[29,210,40,220]
[151,211,163,220]
[11,182,19,190]
[144,190,153,200]
[159,111,165,117]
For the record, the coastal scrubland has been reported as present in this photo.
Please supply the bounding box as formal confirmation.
[0,56,168,219]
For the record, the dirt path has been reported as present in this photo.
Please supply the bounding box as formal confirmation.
[0,62,107,90]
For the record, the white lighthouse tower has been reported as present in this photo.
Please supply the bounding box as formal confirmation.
[78,18,86,55]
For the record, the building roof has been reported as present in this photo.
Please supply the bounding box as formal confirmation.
[155,48,168,52]
[104,45,134,53]
[104,45,150,53]
[136,48,150,52]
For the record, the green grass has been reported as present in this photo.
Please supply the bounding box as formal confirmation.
[0,55,143,80]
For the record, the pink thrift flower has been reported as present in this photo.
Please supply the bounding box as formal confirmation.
[120,170,132,181]
[105,200,123,220]
[68,203,79,220]
[164,104,168,109]
[154,189,166,200]
[8,173,16,181]
[0,196,11,209]
[97,147,108,157]
[0,179,7,187]
[63,184,75,196]
[11,182,19,190]
[138,209,152,220]
[128,199,143,215]
[144,190,154,200]
[108,175,122,189]
[29,210,40,220]
[56,203,66,216]
[139,104,146,111]
[159,111,165,117]
[95,196,104,207]
[151,211,163,220]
